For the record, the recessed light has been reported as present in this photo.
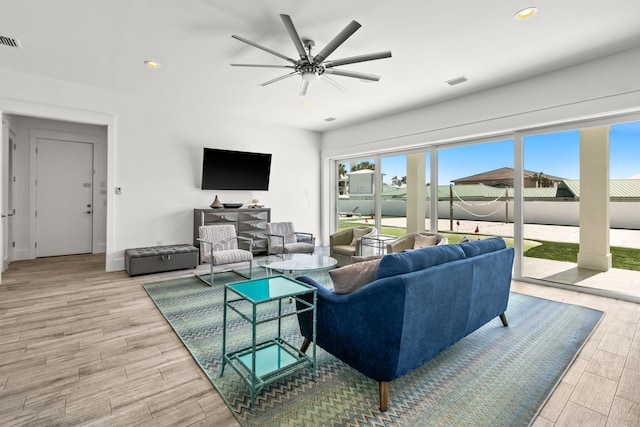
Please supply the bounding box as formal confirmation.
[445,76,468,86]
[144,60,161,68]
[515,7,538,20]
[300,102,310,107]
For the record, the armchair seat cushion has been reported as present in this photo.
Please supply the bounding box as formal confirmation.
[270,242,315,254]
[210,249,253,265]
[332,244,357,257]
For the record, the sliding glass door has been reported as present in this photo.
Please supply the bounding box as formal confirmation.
[337,158,377,232]
[521,130,580,282]
[437,139,513,244]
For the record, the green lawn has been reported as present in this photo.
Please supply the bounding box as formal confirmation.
[338,218,640,271]
[523,240,640,271]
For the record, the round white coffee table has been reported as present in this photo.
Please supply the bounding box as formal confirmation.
[258,253,337,277]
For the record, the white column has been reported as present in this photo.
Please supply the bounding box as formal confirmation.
[577,126,611,271]
[406,152,426,233]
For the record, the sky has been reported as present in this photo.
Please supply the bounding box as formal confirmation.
[344,121,640,185]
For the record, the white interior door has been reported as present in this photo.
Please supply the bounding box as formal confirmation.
[36,139,93,257]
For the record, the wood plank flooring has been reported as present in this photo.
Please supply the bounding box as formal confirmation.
[0,254,639,426]
[0,255,238,427]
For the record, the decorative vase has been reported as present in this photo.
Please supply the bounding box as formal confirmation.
[210,195,223,208]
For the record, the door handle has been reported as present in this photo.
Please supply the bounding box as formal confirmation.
[85,211,93,214]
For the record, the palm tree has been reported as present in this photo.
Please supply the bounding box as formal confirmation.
[532,171,553,188]
[351,161,375,171]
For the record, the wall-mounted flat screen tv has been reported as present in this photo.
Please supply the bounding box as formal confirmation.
[201,148,272,190]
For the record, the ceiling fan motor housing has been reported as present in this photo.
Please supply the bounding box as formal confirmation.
[298,62,324,80]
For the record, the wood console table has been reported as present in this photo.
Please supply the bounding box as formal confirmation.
[193,208,271,255]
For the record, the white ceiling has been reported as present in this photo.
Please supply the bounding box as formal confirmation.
[2,0,640,132]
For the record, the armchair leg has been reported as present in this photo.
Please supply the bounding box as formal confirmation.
[499,313,508,326]
[379,382,389,412]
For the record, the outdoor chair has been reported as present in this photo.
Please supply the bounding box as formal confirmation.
[266,222,315,255]
[386,232,448,253]
[330,226,377,267]
[197,224,253,285]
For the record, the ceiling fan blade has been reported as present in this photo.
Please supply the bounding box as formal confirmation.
[321,75,348,93]
[231,34,297,64]
[324,68,381,81]
[259,72,298,86]
[299,80,309,96]
[323,51,392,68]
[280,14,311,63]
[313,20,361,64]
[230,63,294,69]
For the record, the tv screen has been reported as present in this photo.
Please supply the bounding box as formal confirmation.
[201,148,272,190]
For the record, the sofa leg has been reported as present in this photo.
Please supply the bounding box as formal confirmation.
[499,313,508,327]
[379,381,389,412]
[300,338,311,354]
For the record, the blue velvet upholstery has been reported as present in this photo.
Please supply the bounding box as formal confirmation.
[296,238,514,407]
[458,236,506,257]
[375,244,466,280]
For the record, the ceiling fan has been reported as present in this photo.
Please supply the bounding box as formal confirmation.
[230,14,392,96]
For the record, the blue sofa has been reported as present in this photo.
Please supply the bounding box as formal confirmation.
[296,237,515,411]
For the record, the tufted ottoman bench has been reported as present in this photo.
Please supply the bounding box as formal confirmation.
[125,244,199,276]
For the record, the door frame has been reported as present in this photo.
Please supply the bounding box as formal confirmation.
[29,129,101,259]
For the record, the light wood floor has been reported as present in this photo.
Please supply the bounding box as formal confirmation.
[0,255,639,426]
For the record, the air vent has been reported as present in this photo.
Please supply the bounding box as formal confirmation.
[0,35,22,49]
[445,76,468,86]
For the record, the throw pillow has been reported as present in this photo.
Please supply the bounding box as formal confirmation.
[414,234,438,249]
[351,254,383,263]
[329,259,381,294]
[349,227,371,247]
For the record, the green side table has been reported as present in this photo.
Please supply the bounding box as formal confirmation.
[221,275,317,412]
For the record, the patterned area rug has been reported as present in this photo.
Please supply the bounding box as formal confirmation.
[143,269,603,427]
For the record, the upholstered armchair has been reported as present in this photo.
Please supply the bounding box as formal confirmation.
[197,224,253,285]
[266,222,315,255]
[386,232,448,253]
[330,226,377,267]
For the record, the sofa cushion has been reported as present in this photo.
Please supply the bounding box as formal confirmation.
[329,258,381,294]
[413,234,438,249]
[350,227,372,246]
[458,237,507,258]
[375,244,466,280]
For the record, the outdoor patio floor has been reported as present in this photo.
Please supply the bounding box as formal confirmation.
[376,217,640,301]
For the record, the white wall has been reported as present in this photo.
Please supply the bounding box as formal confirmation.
[0,69,321,272]
[321,47,640,241]
[338,199,639,229]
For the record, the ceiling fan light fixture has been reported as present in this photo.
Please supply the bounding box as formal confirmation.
[515,7,538,20]
[301,71,319,82]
